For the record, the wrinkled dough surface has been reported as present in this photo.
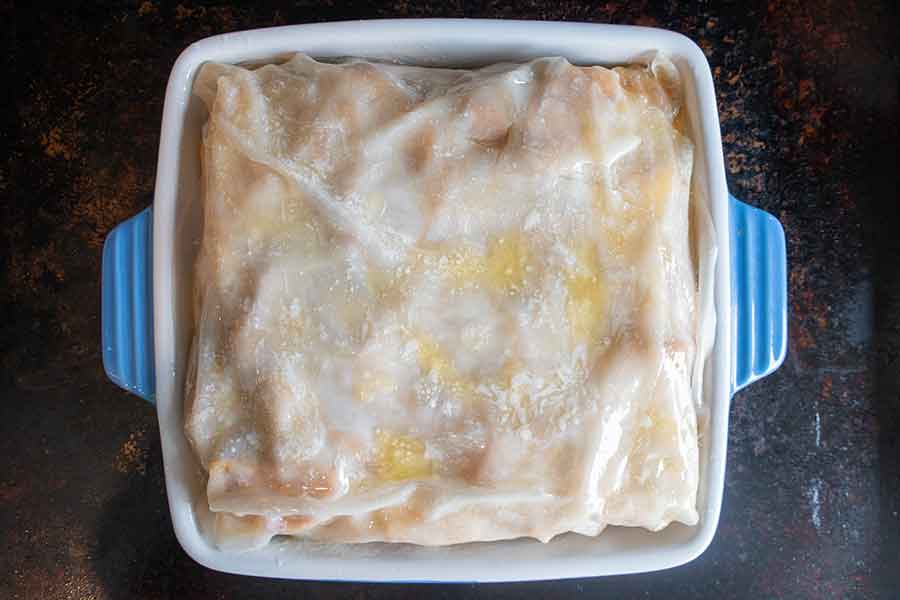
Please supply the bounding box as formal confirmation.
[186,54,704,550]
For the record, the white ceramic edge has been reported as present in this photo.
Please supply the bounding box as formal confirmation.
[152,19,733,582]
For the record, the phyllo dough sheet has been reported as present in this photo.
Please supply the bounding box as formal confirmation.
[186,53,703,550]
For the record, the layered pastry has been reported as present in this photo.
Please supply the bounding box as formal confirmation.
[186,53,706,550]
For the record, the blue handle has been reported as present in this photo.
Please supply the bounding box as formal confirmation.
[730,195,787,394]
[101,207,156,403]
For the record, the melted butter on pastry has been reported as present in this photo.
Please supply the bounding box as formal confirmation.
[375,430,432,482]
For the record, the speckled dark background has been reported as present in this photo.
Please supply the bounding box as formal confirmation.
[4,1,899,598]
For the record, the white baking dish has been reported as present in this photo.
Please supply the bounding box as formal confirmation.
[100,19,787,582]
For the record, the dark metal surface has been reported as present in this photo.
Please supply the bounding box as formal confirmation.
[3,1,898,598]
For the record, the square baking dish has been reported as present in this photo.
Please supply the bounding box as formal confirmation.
[100,19,787,582]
